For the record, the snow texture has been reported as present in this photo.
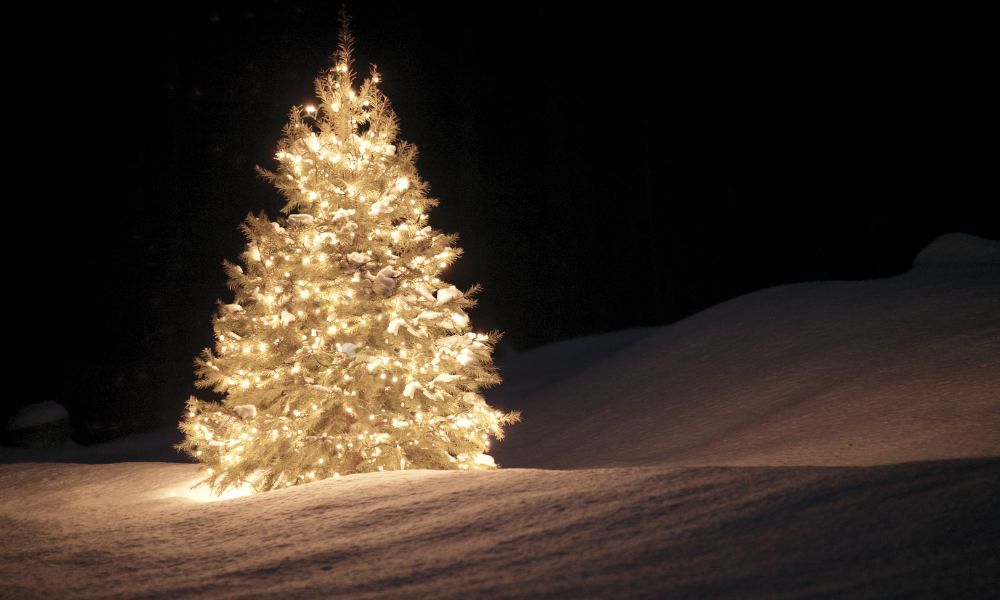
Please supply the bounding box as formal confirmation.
[347,251,370,266]
[403,380,422,398]
[0,459,996,598]
[3,402,69,432]
[233,405,257,420]
[387,317,412,336]
[371,266,400,296]
[1,235,997,598]
[287,214,315,226]
[435,285,462,305]
[331,208,355,221]
[368,197,392,216]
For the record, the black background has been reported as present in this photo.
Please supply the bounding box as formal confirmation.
[11,4,995,443]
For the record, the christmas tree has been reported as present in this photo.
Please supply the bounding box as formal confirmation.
[177,19,519,494]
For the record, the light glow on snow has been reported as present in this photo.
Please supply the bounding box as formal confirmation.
[171,478,255,503]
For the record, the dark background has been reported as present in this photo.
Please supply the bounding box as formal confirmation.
[11,4,995,444]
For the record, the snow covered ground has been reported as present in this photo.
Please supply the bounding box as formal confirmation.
[1,234,998,598]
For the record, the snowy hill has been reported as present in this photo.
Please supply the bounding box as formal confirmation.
[1,234,998,598]
[491,258,1000,469]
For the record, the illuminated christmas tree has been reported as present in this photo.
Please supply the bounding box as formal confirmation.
[177,20,519,494]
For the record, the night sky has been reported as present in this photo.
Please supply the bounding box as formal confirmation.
[13,4,995,444]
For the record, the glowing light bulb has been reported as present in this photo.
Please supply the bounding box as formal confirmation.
[305,105,316,114]
[395,177,410,191]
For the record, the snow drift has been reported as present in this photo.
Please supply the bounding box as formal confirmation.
[1,234,997,598]
[491,249,1000,469]
[912,232,1000,266]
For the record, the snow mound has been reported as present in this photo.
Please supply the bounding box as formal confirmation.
[913,232,1000,266]
[491,263,1000,469]
[4,401,69,432]
[2,402,74,449]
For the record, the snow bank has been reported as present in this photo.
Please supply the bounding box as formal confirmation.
[490,259,1000,469]
[2,401,74,449]
[913,232,1000,266]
